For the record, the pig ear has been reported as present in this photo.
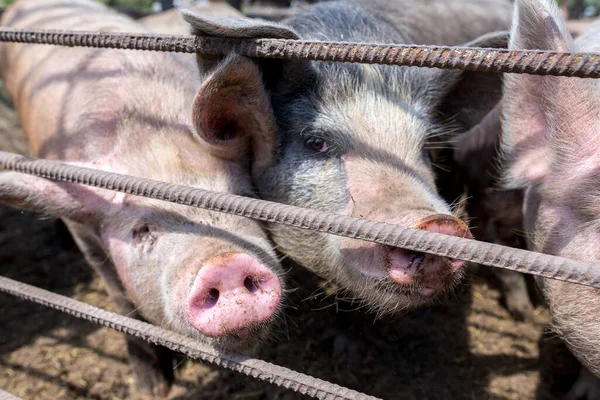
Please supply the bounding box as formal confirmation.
[509,0,572,52]
[179,8,299,71]
[180,9,304,173]
[179,8,299,39]
[452,101,503,188]
[191,53,277,173]
[502,0,575,187]
[0,169,118,223]
[436,31,509,135]
[432,31,507,192]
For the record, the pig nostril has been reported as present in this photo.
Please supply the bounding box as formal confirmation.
[244,276,259,294]
[410,252,425,266]
[206,288,219,307]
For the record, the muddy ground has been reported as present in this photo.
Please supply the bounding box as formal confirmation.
[0,81,583,400]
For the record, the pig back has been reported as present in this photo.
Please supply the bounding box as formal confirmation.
[362,0,511,45]
[0,0,199,163]
[289,0,512,45]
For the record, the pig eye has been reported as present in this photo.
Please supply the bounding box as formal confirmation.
[132,224,151,244]
[304,137,329,153]
[422,149,432,164]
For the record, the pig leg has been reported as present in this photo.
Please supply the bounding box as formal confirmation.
[482,189,535,321]
[125,334,174,397]
[466,190,535,321]
[567,367,600,400]
[493,269,534,321]
[452,101,535,321]
[67,222,174,397]
[93,257,175,397]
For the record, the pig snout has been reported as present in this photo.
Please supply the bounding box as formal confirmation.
[186,252,282,338]
[382,214,472,297]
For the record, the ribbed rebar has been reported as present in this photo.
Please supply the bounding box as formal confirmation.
[1,150,599,288]
[0,276,380,400]
[0,28,599,77]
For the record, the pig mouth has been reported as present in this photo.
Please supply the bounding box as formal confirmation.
[338,212,471,310]
[210,323,271,351]
[342,249,465,301]
[354,254,465,303]
[383,249,465,296]
[371,273,461,298]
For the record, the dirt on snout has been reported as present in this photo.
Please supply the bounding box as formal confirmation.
[0,82,581,400]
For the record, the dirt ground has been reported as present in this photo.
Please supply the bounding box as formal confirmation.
[0,83,583,400]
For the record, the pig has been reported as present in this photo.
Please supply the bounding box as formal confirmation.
[179,0,512,315]
[0,0,286,396]
[500,0,600,395]
[453,104,535,321]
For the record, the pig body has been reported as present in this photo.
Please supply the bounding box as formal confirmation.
[181,0,511,315]
[501,0,600,392]
[0,0,285,396]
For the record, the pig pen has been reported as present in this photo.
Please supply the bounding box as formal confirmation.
[0,81,582,400]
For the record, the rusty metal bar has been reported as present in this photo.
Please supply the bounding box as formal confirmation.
[1,150,599,288]
[0,28,599,77]
[0,276,380,400]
